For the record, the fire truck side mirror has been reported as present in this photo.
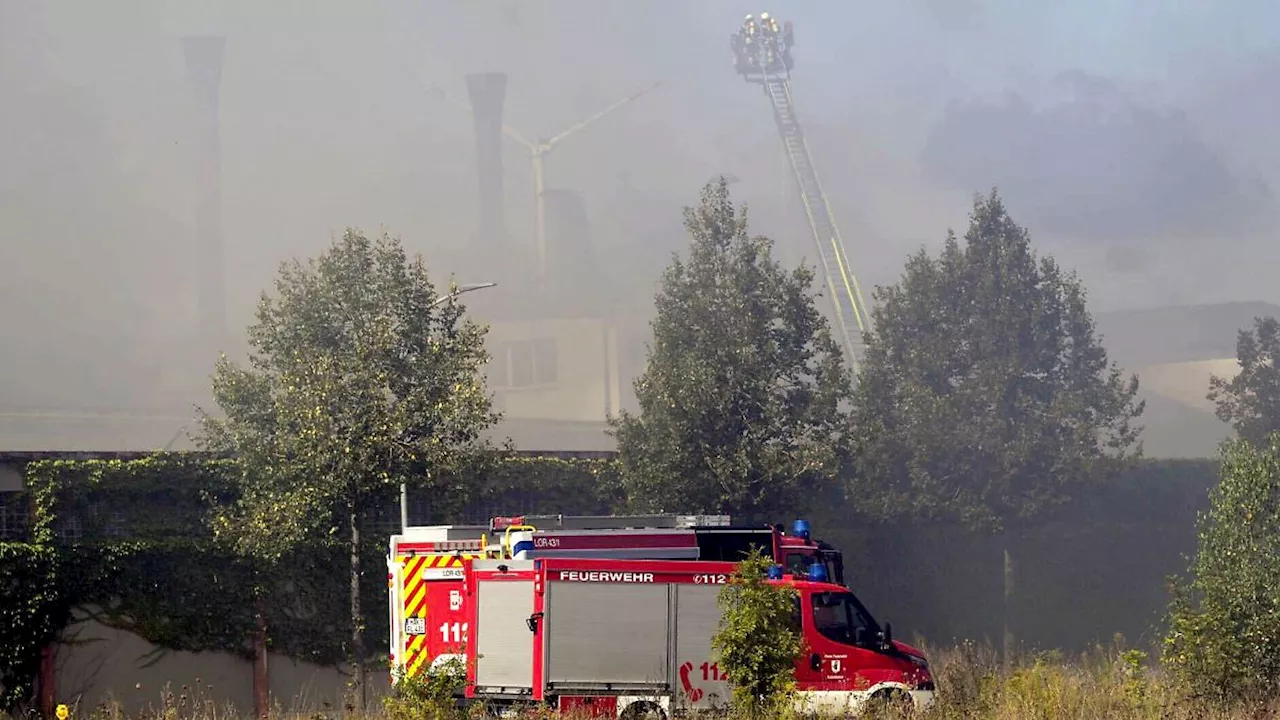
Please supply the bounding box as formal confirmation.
[854,627,867,647]
[882,622,894,647]
[808,653,822,671]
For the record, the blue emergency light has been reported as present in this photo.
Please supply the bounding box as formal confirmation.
[792,519,811,540]
[808,563,828,582]
[767,564,784,579]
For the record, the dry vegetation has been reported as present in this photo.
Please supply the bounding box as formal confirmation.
[12,638,1276,720]
[900,639,1273,720]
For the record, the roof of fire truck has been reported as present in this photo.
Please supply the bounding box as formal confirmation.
[393,514,732,543]
[489,514,733,530]
[388,514,829,558]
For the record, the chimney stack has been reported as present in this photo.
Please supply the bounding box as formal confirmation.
[182,35,226,358]
[542,188,598,313]
[465,72,508,251]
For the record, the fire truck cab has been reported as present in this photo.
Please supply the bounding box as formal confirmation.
[387,514,845,684]
[464,557,934,716]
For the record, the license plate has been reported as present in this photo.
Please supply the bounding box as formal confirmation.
[405,617,426,636]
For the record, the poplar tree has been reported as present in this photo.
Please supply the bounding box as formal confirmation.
[612,179,851,520]
[201,229,499,707]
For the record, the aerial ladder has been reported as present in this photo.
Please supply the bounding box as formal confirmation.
[731,19,872,375]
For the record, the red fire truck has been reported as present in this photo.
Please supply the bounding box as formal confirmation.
[464,557,934,716]
[386,514,844,682]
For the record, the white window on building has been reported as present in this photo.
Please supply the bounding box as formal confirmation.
[491,338,558,389]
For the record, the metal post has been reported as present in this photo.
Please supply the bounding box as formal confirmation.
[532,151,547,281]
[398,282,497,532]
[400,482,409,532]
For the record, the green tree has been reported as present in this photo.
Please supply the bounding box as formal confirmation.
[849,190,1144,658]
[1164,435,1280,703]
[200,229,500,707]
[712,547,803,718]
[1208,316,1280,445]
[610,179,851,520]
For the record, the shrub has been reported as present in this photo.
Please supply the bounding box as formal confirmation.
[1163,435,1280,704]
[712,547,803,719]
[383,657,466,720]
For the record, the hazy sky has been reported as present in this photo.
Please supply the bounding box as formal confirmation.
[2,0,1278,414]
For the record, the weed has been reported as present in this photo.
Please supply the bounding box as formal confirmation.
[382,658,465,720]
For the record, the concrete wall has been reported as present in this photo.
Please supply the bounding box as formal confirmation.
[56,612,386,716]
[487,317,621,422]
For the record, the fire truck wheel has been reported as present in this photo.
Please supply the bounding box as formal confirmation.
[866,688,913,713]
[620,700,666,720]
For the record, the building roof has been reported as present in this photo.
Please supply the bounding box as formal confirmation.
[0,408,202,453]
[0,447,615,464]
[0,410,616,454]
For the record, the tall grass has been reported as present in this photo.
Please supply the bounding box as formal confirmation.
[7,640,1275,720]
[891,637,1276,720]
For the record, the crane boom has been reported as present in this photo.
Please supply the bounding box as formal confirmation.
[762,74,871,373]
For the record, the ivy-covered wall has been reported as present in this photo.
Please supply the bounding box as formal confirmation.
[0,454,63,709]
[0,545,62,708]
[0,451,622,712]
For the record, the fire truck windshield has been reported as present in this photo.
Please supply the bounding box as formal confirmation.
[810,591,881,647]
[785,552,838,585]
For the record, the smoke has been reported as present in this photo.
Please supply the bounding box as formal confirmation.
[0,3,186,411]
[1184,50,1280,188]
[920,69,1267,244]
[1,0,1278,447]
